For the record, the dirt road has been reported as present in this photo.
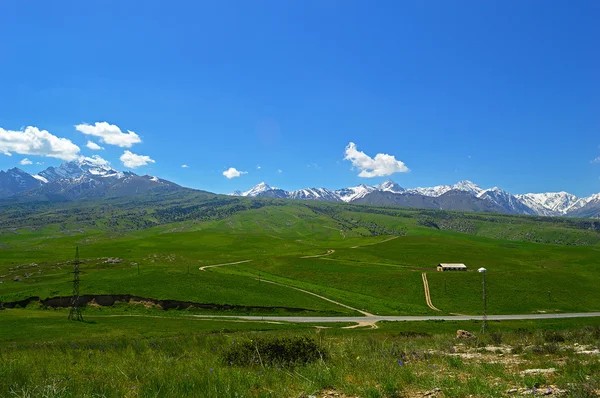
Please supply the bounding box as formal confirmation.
[199,260,252,271]
[422,273,441,311]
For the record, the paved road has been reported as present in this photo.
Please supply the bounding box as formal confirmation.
[193,312,600,323]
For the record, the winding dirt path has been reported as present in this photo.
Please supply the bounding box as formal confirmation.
[421,273,441,312]
[351,236,399,249]
[301,250,335,259]
[255,278,375,317]
[199,260,252,271]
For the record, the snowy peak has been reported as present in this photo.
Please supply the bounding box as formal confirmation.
[407,184,452,197]
[335,184,377,202]
[516,192,580,215]
[288,187,341,201]
[408,180,483,197]
[241,182,273,197]
[376,179,404,193]
[39,156,123,182]
[0,167,44,198]
[478,187,536,215]
[452,180,483,196]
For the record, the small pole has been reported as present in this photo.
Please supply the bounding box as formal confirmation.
[444,278,447,294]
[258,272,261,284]
[481,270,487,333]
[548,290,551,302]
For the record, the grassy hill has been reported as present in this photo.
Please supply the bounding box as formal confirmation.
[1,194,600,316]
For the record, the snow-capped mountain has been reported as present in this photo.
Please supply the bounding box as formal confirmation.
[229,179,600,218]
[407,180,483,197]
[477,187,536,215]
[0,157,181,201]
[335,184,377,202]
[515,192,581,216]
[38,156,124,182]
[288,188,341,202]
[376,180,405,194]
[0,168,44,198]
[231,182,273,197]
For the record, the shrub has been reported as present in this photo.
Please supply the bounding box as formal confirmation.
[222,336,326,367]
[543,330,565,343]
[488,331,503,345]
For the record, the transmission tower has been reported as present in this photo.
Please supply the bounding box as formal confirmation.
[68,247,84,321]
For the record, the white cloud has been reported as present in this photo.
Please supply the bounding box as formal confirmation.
[86,141,104,150]
[19,158,33,165]
[80,155,110,167]
[75,122,141,148]
[257,165,261,169]
[182,164,189,168]
[277,169,283,173]
[120,150,155,168]
[343,142,409,178]
[0,126,81,161]
[223,167,247,179]
[591,157,600,164]
[36,161,44,165]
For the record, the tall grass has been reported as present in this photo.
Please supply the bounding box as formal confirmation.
[2,326,599,397]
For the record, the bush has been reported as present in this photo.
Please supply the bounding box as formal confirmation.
[543,330,565,343]
[222,336,326,367]
[488,331,503,345]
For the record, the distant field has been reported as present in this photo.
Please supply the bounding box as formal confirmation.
[1,196,600,318]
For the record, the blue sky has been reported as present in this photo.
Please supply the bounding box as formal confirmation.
[1,1,599,196]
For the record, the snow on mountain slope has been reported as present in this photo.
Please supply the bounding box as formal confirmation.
[335,184,377,202]
[287,187,341,201]
[0,168,43,197]
[515,192,580,216]
[240,182,273,197]
[376,179,404,193]
[39,156,123,182]
[452,180,484,196]
[407,181,482,197]
[478,187,536,215]
[407,184,452,197]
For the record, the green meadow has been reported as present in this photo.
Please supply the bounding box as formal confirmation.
[1,195,600,396]
[1,196,600,316]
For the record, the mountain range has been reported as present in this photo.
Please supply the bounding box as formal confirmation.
[0,156,180,202]
[2,159,600,218]
[230,181,600,218]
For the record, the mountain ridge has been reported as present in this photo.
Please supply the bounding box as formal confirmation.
[2,161,600,219]
[231,179,600,218]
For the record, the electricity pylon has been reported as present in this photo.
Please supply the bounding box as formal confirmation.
[68,247,84,321]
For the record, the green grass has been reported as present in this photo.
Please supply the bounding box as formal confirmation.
[2,309,599,397]
[2,197,600,318]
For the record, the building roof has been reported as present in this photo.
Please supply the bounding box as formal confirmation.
[438,263,467,268]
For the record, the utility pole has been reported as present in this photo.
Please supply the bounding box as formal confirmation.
[68,247,84,321]
[479,267,488,333]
